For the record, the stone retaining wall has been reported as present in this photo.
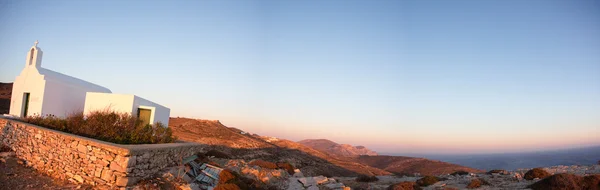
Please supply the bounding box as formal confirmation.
[0,118,207,188]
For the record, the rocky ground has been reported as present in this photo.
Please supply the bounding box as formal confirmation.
[0,151,93,190]
[335,164,600,190]
[3,144,599,190]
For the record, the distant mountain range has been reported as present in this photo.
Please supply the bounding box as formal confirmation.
[387,145,600,171]
[298,139,378,157]
[169,117,479,176]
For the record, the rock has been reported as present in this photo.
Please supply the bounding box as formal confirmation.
[0,152,15,158]
[324,183,344,189]
[115,176,138,187]
[466,178,487,189]
[77,144,87,153]
[524,168,551,180]
[286,177,305,190]
[387,181,422,190]
[527,173,589,190]
[514,173,523,181]
[314,176,328,184]
[416,176,439,187]
[298,176,329,187]
[73,175,84,183]
[182,173,193,183]
[101,169,114,182]
[307,186,319,190]
[293,169,304,177]
[110,163,126,173]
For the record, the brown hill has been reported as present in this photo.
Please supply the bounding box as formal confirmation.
[299,139,378,157]
[169,118,273,149]
[0,82,12,114]
[169,117,390,176]
[353,155,483,176]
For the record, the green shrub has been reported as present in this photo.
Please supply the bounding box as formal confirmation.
[249,160,278,169]
[524,168,551,180]
[355,174,379,182]
[416,176,439,186]
[20,110,176,144]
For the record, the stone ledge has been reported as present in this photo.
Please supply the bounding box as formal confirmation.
[0,117,206,187]
[0,117,200,156]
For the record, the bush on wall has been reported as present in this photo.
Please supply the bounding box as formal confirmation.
[19,110,176,144]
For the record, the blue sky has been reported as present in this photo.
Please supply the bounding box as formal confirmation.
[1,0,599,154]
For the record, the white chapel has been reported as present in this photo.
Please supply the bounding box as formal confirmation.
[9,41,170,126]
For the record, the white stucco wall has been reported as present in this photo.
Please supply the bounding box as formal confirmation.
[11,43,169,127]
[133,95,170,126]
[83,93,134,114]
[9,69,46,117]
[84,93,170,127]
[10,44,111,118]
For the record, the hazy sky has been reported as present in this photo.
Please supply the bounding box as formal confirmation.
[1,0,599,154]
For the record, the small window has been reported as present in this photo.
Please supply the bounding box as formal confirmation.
[29,49,35,65]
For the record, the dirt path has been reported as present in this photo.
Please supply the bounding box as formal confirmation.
[0,154,91,190]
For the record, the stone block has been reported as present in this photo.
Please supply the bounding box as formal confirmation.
[115,176,138,187]
[101,169,115,182]
[110,162,127,173]
[73,175,84,183]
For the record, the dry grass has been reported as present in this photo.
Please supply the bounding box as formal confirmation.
[20,110,176,144]
[276,162,295,175]
[249,160,278,169]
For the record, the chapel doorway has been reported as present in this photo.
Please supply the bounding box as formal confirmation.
[22,93,30,117]
[138,108,152,126]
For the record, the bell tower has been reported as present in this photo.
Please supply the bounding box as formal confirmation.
[26,40,43,68]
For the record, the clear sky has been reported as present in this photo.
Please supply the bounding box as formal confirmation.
[1,0,599,154]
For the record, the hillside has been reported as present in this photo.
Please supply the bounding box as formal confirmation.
[169,117,391,176]
[298,139,378,157]
[353,155,483,176]
[169,118,274,149]
[0,82,12,114]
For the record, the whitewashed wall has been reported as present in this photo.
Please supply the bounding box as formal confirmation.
[9,69,46,117]
[84,93,170,126]
[10,45,111,118]
[84,93,135,114]
[133,95,170,126]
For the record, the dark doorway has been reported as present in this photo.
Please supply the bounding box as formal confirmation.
[22,93,30,117]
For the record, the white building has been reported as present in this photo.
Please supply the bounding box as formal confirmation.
[83,93,170,126]
[9,41,170,126]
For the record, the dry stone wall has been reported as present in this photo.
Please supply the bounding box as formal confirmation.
[0,118,207,187]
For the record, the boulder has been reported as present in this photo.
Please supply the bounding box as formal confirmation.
[524,168,551,180]
[387,181,422,190]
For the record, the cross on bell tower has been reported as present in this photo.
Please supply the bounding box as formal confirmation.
[26,40,43,68]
